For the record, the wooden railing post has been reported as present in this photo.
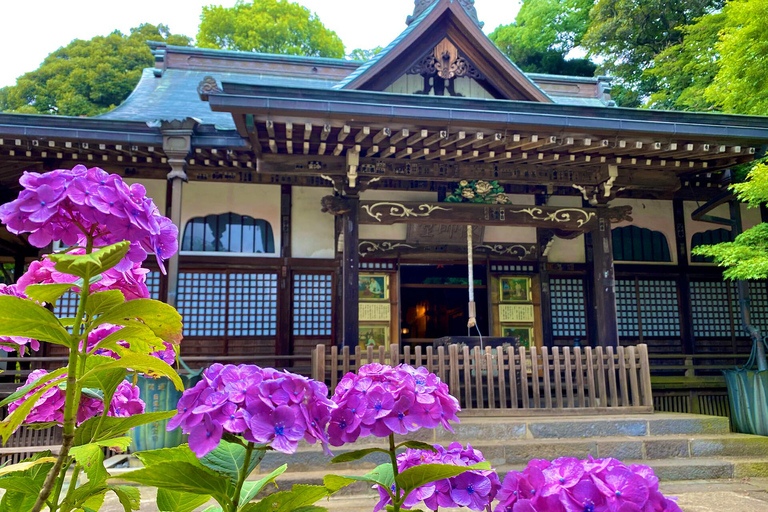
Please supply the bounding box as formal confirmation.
[637,344,654,408]
[313,344,326,383]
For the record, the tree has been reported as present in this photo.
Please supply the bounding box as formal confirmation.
[582,0,724,106]
[197,0,344,58]
[692,161,768,280]
[704,0,768,115]
[348,47,384,62]
[0,24,190,117]
[489,0,596,76]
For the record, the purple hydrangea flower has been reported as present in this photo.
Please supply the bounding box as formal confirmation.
[327,363,461,446]
[169,364,335,457]
[0,166,178,273]
[496,457,680,512]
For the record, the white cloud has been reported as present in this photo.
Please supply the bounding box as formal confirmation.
[0,0,521,88]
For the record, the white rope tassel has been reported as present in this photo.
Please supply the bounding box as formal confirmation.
[467,225,477,328]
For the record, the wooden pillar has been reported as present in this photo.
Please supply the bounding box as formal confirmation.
[674,199,695,354]
[278,185,292,357]
[161,118,197,308]
[342,194,360,349]
[13,255,25,283]
[592,206,619,347]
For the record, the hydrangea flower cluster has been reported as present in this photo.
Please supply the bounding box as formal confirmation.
[374,443,500,512]
[85,324,176,365]
[495,457,682,512]
[0,165,177,271]
[327,363,460,446]
[0,284,40,355]
[9,370,145,425]
[168,364,336,457]
[17,255,151,301]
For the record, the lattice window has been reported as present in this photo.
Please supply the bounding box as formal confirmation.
[55,291,80,319]
[550,278,587,338]
[749,282,768,334]
[182,213,275,254]
[638,280,681,337]
[146,271,162,301]
[691,281,733,338]
[228,273,278,337]
[491,264,535,273]
[616,280,640,338]
[177,273,228,337]
[292,274,333,337]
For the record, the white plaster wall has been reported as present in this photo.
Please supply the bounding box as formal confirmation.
[611,198,677,264]
[359,190,438,240]
[484,194,537,243]
[180,182,281,254]
[546,195,586,263]
[125,178,166,215]
[292,186,335,259]
[685,201,764,264]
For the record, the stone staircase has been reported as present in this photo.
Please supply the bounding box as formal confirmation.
[252,413,768,494]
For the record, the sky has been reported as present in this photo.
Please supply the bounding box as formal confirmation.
[0,0,522,88]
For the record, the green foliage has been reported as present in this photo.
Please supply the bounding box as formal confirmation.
[201,440,267,485]
[93,297,184,346]
[197,0,344,58]
[74,411,177,446]
[348,47,384,61]
[156,489,211,512]
[0,295,74,347]
[395,461,491,494]
[704,0,768,114]
[0,378,67,444]
[330,447,389,463]
[23,283,74,307]
[692,163,768,280]
[489,0,596,76]
[0,452,55,511]
[49,241,130,279]
[0,24,190,116]
[582,0,723,105]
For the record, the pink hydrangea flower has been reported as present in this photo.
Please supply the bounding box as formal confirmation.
[169,364,335,457]
[0,284,40,355]
[327,363,461,447]
[8,370,145,427]
[495,457,682,512]
[0,166,177,272]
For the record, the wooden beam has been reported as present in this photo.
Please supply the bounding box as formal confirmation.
[390,129,409,145]
[424,130,448,146]
[337,125,351,143]
[355,126,371,144]
[442,131,466,148]
[373,128,391,145]
[321,124,332,141]
[407,129,429,146]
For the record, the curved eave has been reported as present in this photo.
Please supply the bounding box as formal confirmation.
[203,85,768,143]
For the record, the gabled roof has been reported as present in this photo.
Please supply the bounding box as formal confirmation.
[334,0,552,103]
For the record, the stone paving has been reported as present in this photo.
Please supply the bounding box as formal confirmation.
[99,478,768,511]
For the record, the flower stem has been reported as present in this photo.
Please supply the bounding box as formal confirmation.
[31,236,94,512]
[388,434,401,512]
[232,442,255,512]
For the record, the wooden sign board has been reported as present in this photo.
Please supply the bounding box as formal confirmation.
[359,302,392,322]
[406,225,484,245]
[499,304,535,323]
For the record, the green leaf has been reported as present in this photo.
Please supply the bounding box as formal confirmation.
[0,490,37,512]
[85,289,126,318]
[240,465,287,505]
[115,462,231,506]
[0,378,68,444]
[395,441,438,452]
[74,411,176,446]
[0,367,68,408]
[68,481,108,511]
[0,296,73,347]
[49,241,131,279]
[20,422,61,431]
[109,485,141,512]
[395,462,491,496]
[80,355,126,405]
[156,489,210,512]
[93,321,162,355]
[134,444,201,468]
[70,443,109,484]
[335,463,395,492]
[322,474,356,495]
[94,298,183,346]
[0,457,58,477]
[0,476,42,494]
[79,352,183,391]
[330,447,389,464]
[201,439,267,486]
[240,484,330,512]
[24,283,74,306]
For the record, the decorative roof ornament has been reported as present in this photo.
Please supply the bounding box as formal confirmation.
[407,0,484,28]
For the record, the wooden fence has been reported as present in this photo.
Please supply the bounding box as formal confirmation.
[312,343,654,416]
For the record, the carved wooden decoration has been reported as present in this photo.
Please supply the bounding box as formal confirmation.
[359,240,537,260]
[409,39,484,81]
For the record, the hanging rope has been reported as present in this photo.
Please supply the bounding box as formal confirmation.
[467,225,477,329]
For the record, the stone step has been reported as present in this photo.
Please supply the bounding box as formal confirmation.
[256,433,768,471]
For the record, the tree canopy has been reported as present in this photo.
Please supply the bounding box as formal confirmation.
[197,0,344,58]
[489,0,596,77]
[0,24,190,117]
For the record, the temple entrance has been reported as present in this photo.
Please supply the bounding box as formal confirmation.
[399,263,488,343]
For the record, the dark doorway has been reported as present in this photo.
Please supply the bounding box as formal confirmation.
[399,264,488,342]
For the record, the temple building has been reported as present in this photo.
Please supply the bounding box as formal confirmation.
[2,0,768,368]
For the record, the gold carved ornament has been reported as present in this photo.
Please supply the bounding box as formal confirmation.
[507,207,596,228]
[361,203,452,223]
